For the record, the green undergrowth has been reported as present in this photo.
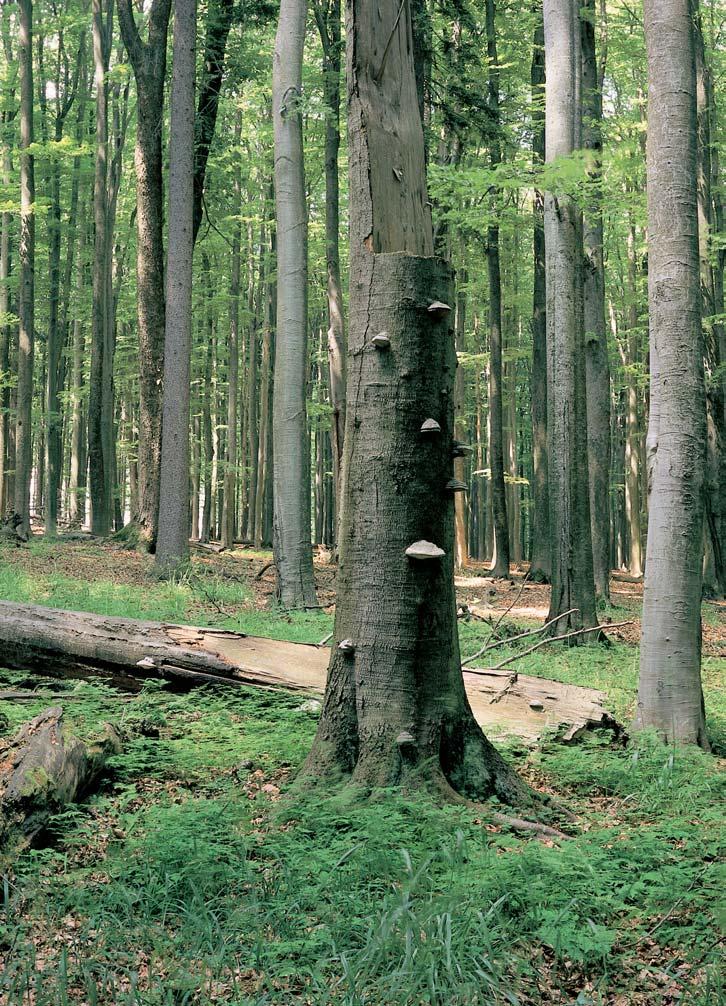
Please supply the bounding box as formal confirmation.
[1,671,724,1005]
[0,543,724,1002]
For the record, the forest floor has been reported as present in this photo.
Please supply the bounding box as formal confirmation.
[0,537,724,1005]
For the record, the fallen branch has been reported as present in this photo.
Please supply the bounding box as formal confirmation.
[462,608,578,667]
[254,561,276,581]
[490,812,570,841]
[490,620,634,672]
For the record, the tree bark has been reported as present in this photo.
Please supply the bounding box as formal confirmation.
[486,0,510,579]
[315,0,346,531]
[529,10,550,582]
[14,0,35,539]
[581,0,611,599]
[271,0,318,608]
[118,0,171,547]
[222,115,243,550]
[156,0,196,572]
[623,220,643,577]
[543,0,598,634]
[636,0,708,748]
[305,0,527,805]
[1,707,121,858]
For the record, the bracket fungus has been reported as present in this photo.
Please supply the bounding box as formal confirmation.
[452,441,474,457]
[405,540,446,561]
[420,418,441,435]
[371,332,391,350]
[427,300,452,321]
[445,479,469,493]
[338,639,356,655]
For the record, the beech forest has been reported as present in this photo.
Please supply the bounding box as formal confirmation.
[0,0,724,1003]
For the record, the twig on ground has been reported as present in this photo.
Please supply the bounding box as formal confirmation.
[490,812,571,841]
[316,632,333,648]
[462,607,578,667]
[254,561,276,581]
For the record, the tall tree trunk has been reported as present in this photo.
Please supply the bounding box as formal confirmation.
[636,0,708,748]
[192,0,234,244]
[543,0,598,633]
[88,0,114,535]
[68,209,89,528]
[529,18,551,583]
[306,0,526,804]
[156,0,196,570]
[201,262,214,544]
[453,274,468,569]
[118,0,171,547]
[0,138,13,517]
[315,0,346,530]
[486,0,510,578]
[623,221,643,577]
[271,0,317,608]
[15,0,35,538]
[222,116,243,550]
[255,226,276,549]
[581,0,611,599]
[244,221,263,542]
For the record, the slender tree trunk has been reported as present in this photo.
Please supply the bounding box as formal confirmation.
[543,0,598,633]
[222,116,243,550]
[0,141,12,517]
[486,0,510,578]
[636,0,708,748]
[118,0,171,546]
[244,222,263,542]
[529,12,550,582]
[453,274,468,569]
[623,221,643,577]
[156,0,196,571]
[255,227,276,549]
[315,0,346,529]
[306,0,526,804]
[14,0,35,538]
[272,0,317,607]
[88,0,114,535]
[201,270,214,543]
[581,0,611,599]
[68,209,88,528]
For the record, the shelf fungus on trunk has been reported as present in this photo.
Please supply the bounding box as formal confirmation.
[452,441,474,457]
[371,332,391,350]
[427,300,452,320]
[445,479,469,494]
[338,638,356,654]
[405,540,446,561]
[420,418,441,435]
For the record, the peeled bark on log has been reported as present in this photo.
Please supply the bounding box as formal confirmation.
[0,706,121,856]
[0,602,621,746]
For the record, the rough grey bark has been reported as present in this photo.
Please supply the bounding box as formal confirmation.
[581,0,611,599]
[486,0,510,578]
[636,0,708,748]
[305,0,527,804]
[155,0,196,572]
[543,0,598,634]
[0,9,15,517]
[529,12,550,582]
[118,0,171,547]
[314,0,346,527]
[271,0,318,608]
[14,0,35,539]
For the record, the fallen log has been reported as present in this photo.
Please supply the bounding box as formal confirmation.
[0,706,121,857]
[0,600,622,742]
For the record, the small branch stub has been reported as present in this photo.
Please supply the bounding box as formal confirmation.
[420,418,441,435]
[427,300,452,321]
[371,332,391,350]
[452,442,474,457]
[338,639,356,655]
[405,540,445,561]
[445,479,469,494]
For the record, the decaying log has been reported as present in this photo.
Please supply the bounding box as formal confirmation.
[0,706,121,857]
[0,600,623,743]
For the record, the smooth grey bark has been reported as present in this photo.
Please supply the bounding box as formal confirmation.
[222,114,242,550]
[314,0,346,528]
[623,221,643,577]
[118,0,171,547]
[155,0,196,572]
[254,225,275,549]
[486,0,510,578]
[271,0,317,608]
[543,0,598,634]
[0,10,15,519]
[581,0,611,599]
[14,0,35,539]
[529,11,550,582]
[68,208,89,527]
[305,0,527,804]
[88,0,114,535]
[636,0,708,748]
